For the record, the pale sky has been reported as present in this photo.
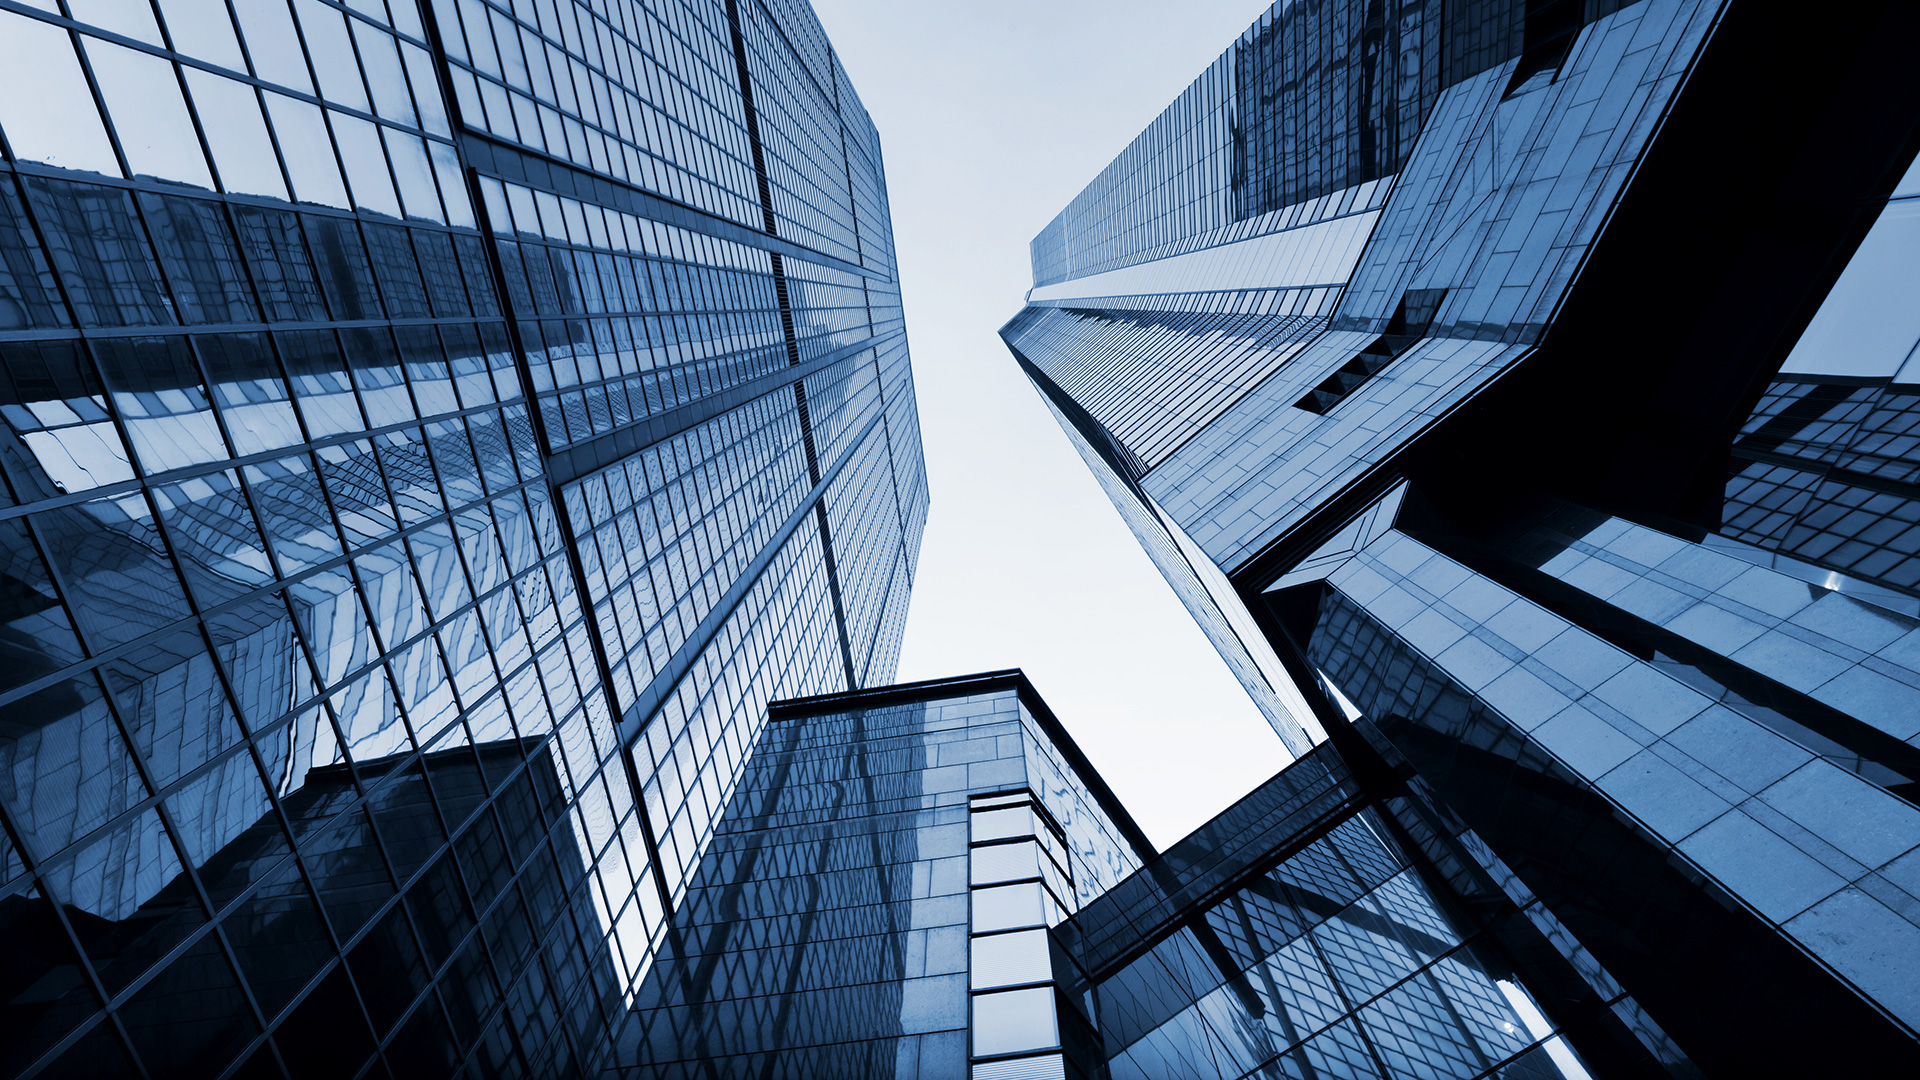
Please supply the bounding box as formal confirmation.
[809,0,1290,848]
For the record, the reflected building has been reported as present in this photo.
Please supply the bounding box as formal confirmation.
[1005,0,1920,1075]
[0,0,924,1076]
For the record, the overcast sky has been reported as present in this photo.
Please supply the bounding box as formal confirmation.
[808,0,1288,847]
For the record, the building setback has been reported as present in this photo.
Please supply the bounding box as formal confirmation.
[0,0,925,1075]
[1005,0,1920,1075]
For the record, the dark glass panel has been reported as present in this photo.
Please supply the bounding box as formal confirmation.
[277,329,364,437]
[33,491,195,652]
[116,928,261,1075]
[273,964,376,1080]
[51,1021,142,1077]
[139,193,259,325]
[405,851,477,972]
[301,215,382,321]
[0,513,85,693]
[0,338,131,501]
[383,992,459,1079]
[0,175,69,329]
[439,934,501,1048]
[206,852,333,1019]
[451,234,500,317]
[290,804,395,942]
[22,176,170,327]
[0,888,108,1077]
[364,223,432,319]
[396,324,459,417]
[232,206,327,322]
[341,325,413,428]
[347,903,430,1038]
[195,332,302,455]
[414,230,471,318]
[91,334,230,473]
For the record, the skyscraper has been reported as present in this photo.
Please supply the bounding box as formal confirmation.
[1006,0,1920,1073]
[0,0,924,1075]
[617,671,1153,1079]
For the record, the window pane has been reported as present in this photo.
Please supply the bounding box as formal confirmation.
[66,0,163,43]
[158,0,246,70]
[970,929,1052,990]
[972,986,1058,1057]
[0,12,119,175]
[332,111,401,219]
[352,18,415,126]
[384,127,443,223]
[84,38,212,188]
[294,0,368,111]
[233,0,313,94]
[972,882,1046,933]
[184,69,288,199]
[264,94,348,207]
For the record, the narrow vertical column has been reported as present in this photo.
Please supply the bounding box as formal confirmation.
[966,789,1096,1079]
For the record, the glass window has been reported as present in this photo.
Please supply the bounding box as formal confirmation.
[353,18,416,126]
[384,127,443,223]
[972,986,1058,1057]
[295,0,369,111]
[402,41,451,137]
[93,335,229,472]
[0,339,132,494]
[139,192,257,324]
[265,92,350,207]
[157,0,246,70]
[66,0,163,44]
[85,37,213,188]
[972,882,1046,933]
[233,0,313,94]
[0,12,119,175]
[184,70,288,199]
[972,805,1036,844]
[970,929,1052,990]
[196,333,302,456]
[332,111,402,219]
[971,840,1039,886]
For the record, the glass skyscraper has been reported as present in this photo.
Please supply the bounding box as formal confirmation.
[0,0,924,1076]
[1006,0,1920,1074]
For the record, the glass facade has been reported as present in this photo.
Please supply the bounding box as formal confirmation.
[620,672,1150,1079]
[1063,744,1614,1080]
[1007,0,1920,1073]
[0,0,923,1077]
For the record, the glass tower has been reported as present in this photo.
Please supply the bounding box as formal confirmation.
[0,0,924,1076]
[620,672,1152,1079]
[1005,0,1920,1074]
